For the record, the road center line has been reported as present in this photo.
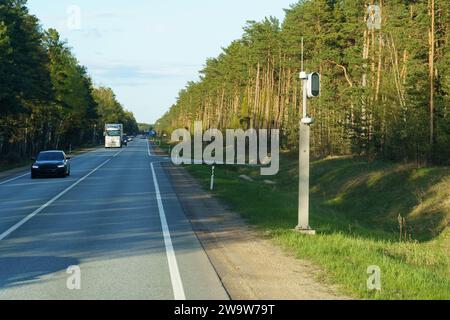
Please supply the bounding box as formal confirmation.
[150,162,186,300]
[0,149,124,241]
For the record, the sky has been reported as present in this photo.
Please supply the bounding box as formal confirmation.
[28,0,295,124]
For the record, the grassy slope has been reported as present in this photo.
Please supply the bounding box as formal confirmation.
[185,154,450,300]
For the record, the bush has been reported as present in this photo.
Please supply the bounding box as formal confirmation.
[4,151,22,164]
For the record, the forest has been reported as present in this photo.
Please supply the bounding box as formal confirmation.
[0,0,139,165]
[157,0,449,165]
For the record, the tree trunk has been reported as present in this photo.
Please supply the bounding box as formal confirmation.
[428,0,435,146]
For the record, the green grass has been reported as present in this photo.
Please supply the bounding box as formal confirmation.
[184,154,450,300]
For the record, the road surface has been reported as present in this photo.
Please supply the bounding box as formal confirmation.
[0,139,228,300]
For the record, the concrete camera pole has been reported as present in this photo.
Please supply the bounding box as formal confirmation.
[296,38,316,235]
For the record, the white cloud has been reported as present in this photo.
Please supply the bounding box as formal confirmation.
[87,61,201,87]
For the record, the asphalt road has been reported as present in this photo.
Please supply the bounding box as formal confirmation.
[0,139,228,300]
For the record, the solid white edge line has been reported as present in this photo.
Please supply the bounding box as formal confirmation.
[150,162,186,300]
[0,149,124,241]
[0,146,103,187]
[0,172,30,186]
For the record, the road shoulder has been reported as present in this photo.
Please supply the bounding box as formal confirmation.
[0,166,29,180]
[163,163,350,300]
[0,146,101,180]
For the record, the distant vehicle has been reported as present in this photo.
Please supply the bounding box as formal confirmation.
[105,124,123,148]
[31,151,71,179]
[140,135,147,139]
[122,135,129,146]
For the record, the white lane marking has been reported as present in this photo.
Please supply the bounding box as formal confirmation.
[150,162,186,300]
[0,147,104,187]
[147,139,170,162]
[0,149,124,241]
[0,172,30,186]
[147,138,152,156]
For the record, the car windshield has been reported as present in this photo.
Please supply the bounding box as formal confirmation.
[37,152,64,161]
[106,130,121,137]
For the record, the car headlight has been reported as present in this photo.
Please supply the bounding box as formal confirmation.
[57,164,65,168]
[32,165,39,169]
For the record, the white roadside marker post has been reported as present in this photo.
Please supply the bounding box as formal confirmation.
[210,165,215,191]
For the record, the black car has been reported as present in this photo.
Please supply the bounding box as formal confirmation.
[31,151,71,179]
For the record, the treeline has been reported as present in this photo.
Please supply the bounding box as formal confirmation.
[0,0,138,164]
[138,123,154,133]
[157,0,449,165]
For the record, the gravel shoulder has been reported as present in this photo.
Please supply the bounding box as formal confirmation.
[163,163,351,300]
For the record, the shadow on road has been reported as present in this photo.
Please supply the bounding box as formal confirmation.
[0,143,209,292]
[0,256,79,288]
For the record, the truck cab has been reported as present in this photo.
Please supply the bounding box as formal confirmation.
[104,124,123,148]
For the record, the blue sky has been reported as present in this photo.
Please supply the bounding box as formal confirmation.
[28,0,295,123]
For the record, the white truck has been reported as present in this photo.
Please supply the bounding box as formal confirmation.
[104,124,123,148]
